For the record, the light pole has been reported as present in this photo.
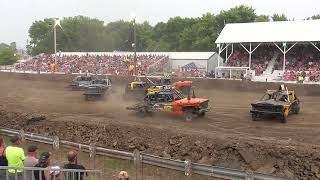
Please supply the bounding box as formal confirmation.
[131,14,137,76]
[53,18,61,67]
[54,21,57,65]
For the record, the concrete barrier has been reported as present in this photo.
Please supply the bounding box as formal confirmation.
[1,72,319,96]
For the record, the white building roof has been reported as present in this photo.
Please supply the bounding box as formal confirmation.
[59,52,216,60]
[169,52,215,60]
[215,20,320,44]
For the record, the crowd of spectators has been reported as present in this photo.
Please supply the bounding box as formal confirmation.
[0,135,130,180]
[226,45,320,82]
[279,45,320,82]
[15,54,169,76]
[285,45,320,71]
[11,45,320,83]
[251,46,274,76]
[283,71,320,82]
[226,46,274,76]
[0,135,90,180]
[226,50,249,67]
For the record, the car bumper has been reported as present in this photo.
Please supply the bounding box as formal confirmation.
[199,107,210,113]
[250,110,282,115]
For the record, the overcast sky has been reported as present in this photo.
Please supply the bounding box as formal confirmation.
[1,0,319,48]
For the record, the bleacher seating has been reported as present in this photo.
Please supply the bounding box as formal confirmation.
[225,45,320,82]
[15,54,169,76]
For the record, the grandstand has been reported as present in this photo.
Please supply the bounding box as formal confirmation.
[215,20,320,83]
[9,20,320,83]
[13,52,220,77]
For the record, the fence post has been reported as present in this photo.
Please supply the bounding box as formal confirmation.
[89,144,97,172]
[19,130,26,142]
[52,136,61,163]
[53,136,60,150]
[245,170,254,180]
[184,159,192,179]
[133,149,142,180]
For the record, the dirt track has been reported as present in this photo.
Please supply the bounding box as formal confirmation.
[1,73,320,179]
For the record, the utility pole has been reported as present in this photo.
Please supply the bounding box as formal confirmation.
[133,17,137,76]
[54,23,57,65]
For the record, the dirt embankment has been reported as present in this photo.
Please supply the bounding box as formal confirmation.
[1,108,320,179]
[1,72,319,96]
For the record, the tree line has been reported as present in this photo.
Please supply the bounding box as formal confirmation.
[0,42,18,65]
[27,5,320,55]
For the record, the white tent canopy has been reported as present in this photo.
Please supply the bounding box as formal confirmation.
[216,20,320,44]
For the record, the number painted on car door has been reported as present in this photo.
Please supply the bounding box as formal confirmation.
[163,104,173,111]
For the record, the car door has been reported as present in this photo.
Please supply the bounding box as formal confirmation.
[159,94,173,112]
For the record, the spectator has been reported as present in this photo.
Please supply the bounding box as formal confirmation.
[63,151,86,180]
[34,152,61,180]
[0,137,8,179]
[15,54,169,76]
[119,171,129,180]
[5,135,25,180]
[24,145,39,180]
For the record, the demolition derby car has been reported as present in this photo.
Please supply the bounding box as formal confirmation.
[124,75,193,100]
[250,85,300,123]
[126,88,210,121]
[83,78,112,101]
[70,74,96,90]
[124,80,150,99]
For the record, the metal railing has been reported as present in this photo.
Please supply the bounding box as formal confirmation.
[0,128,289,180]
[0,166,102,180]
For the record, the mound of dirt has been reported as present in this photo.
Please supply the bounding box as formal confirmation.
[1,108,320,179]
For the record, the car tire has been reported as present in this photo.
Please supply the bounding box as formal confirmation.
[184,111,194,122]
[280,114,288,123]
[198,112,206,118]
[294,106,300,114]
[252,113,258,121]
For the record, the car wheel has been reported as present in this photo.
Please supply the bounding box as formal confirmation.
[198,112,206,118]
[184,111,193,122]
[252,113,258,121]
[280,114,288,123]
[294,106,300,114]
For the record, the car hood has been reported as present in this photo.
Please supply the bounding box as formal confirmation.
[174,98,209,104]
[252,99,287,106]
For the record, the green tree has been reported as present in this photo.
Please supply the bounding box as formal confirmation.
[59,16,107,52]
[105,20,132,51]
[27,16,110,55]
[0,48,18,65]
[179,13,217,51]
[26,6,292,54]
[27,18,55,55]
[0,43,10,49]
[311,15,320,20]
[215,5,257,33]
[135,21,153,51]
[255,15,270,22]
[10,42,17,51]
[272,14,288,21]
[149,17,197,51]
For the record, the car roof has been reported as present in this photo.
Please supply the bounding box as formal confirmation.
[89,84,106,87]
[266,90,294,95]
[147,91,173,95]
[132,81,146,84]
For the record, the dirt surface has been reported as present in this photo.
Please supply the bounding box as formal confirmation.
[1,73,320,179]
